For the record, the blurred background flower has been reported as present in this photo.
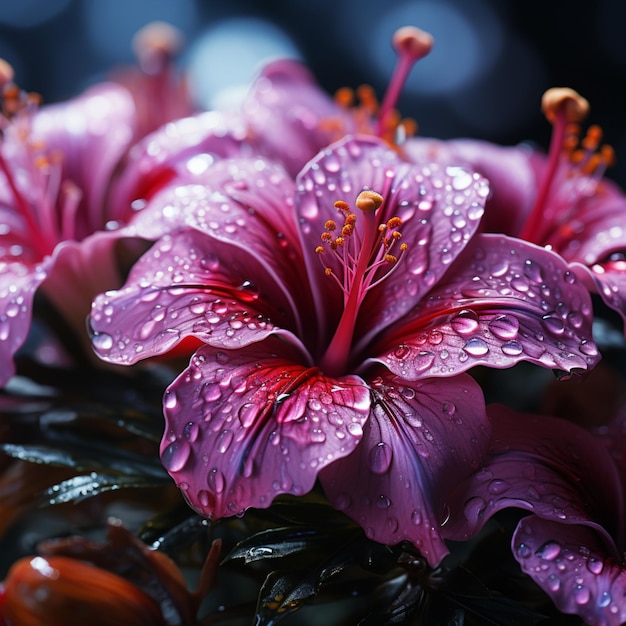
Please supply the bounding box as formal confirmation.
[1,0,625,185]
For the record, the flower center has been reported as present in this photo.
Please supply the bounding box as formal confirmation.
[519,87,615,245]
[317,190,407,375]
[324,26,433,148]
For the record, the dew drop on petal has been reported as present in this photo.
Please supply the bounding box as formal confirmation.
[367,442,393,475]
[164,390,178,410]
[462,337,489,357]
[536,541,561,561]
[487,479,511,495]
[586,556,604,575]
[376,494,391,509]
[216,429,233,454]
[488,315,519,340]
[451,310,479,335]
[547,574,560,592]
[598,591,611,607]
[523,258,544,283]
[574,585,590,605]
[207,467,226,494]
[542,315,565,335]
[516,542,532,559]
[412,351,436,372]
[92,332,114,352]
[501,340,523,356]
[238,403,258,428]
[161,440,191,473]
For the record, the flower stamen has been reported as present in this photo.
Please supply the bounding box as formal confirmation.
[520,87,615,244]
[317,190,408,375]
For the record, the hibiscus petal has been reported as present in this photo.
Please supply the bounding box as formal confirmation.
[296,136,490,344]
[108,110,251,219]
[375,233,599,379]
[90,228,303,364]
[319,372,490,567]
[0,260,50,385]
[443,405,622,549]
[160,341,371,518]
[243,59,356,176]
[513,517,626,626]
[405,137,537,235]
[31,83,137,237]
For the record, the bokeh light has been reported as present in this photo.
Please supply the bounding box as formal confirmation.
[186,17,301,110]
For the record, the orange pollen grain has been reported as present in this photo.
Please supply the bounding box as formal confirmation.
[324,219,337,231]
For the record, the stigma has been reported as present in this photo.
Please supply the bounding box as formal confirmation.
[519,87,615,244]
[327,26,433,148]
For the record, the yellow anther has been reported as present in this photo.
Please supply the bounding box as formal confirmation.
[324,219,337,231]
[378,224,387,232]
[400,243,408,252]
[345,213,357,225]
[321,232,333,243]
[341,224,354,238]
[356,190,384,213]
[334,200,350,212]
[392,231,403,240]
[334,237,345,247]
[542,87,589,124]
[384,254,398,264]
[387,216,402,229]
[325,267,333,276]
[315,245,324,254]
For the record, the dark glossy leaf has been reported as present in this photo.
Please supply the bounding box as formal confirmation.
[41,472,166,505]
[225,526,353,565]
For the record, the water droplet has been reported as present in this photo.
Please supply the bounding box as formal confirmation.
[536,541,561,561]
[462,337,489,357]
[579,340,598,357]
[516,543,531,558]
[164,390,178,410]
[376,494,391,509]
[488,315,519,340]
[216,429,233,454]
[393,344,410,360]
[411,510,422,525]
[547,574,560,592]
[447,166,473,191]
[586,556,604,575]
[161,440,191,472]
[238,403,258,428]
[412,351,436,372]
[574,584,590,605]
[523,259,544,283]
[451,310,480,335]
[92,332,113,352]
[487,479,511,495]
[367,442,393,474]
[542,314,565,335]
[183,421,199,442]
[501,340,523,356]
[207,467,226,493]
[598,590,611,607]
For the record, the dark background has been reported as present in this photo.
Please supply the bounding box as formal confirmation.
[2,0,626,185]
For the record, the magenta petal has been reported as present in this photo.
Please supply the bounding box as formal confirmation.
[443,405,622,547]
[296,136,489,342]
[90,229,302,364]
[31,83,137,237]
[243,59,355,176]
[513,517,626,626]
[0,260,50,385]
[108,110,251,219]
[375,233,599,379]
[319,373,490,567]
[160,341,370,518]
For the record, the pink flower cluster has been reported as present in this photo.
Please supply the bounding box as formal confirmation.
[2,24,626,624]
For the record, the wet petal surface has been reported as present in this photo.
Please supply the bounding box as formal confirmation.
[376,233,599,379]
[320,372,489,567]
[160,340,371,518]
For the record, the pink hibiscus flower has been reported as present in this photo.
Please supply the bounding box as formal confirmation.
[406,87,626,334]
[89,133,598,566]
[444,403,626,625]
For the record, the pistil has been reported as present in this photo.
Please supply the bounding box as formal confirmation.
[519,87,614,244]
[317,190,407,375]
